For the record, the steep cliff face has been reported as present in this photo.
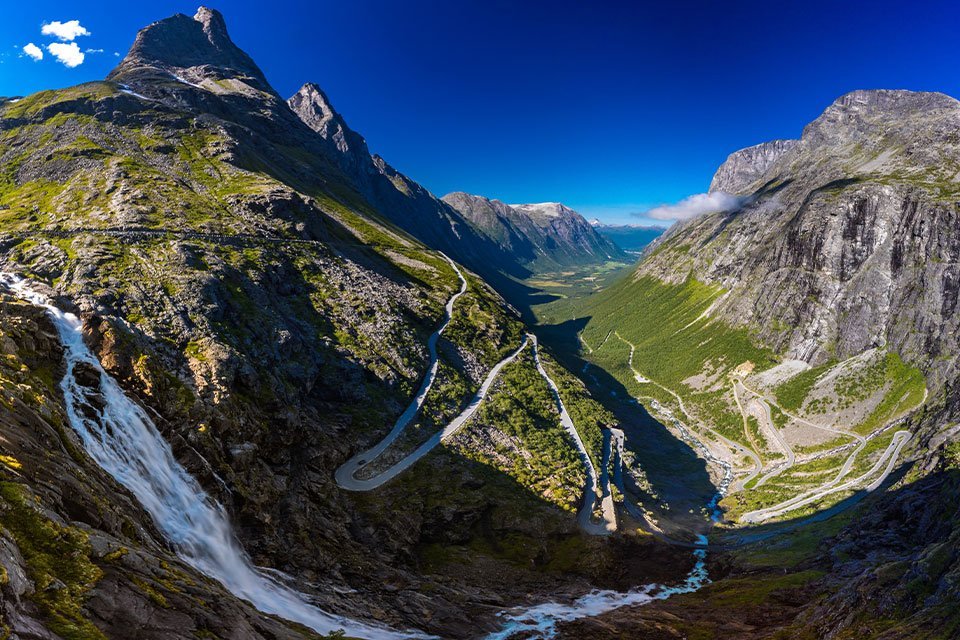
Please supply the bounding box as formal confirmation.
[640,90,960,396]
[442,193,628,269]
[708,139,798,194]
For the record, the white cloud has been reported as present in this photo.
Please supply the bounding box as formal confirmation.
[641,192,748,222]
[41,20,90,41]
[22,42,43,61]
[85,48,103,53]
[47,42,84,67]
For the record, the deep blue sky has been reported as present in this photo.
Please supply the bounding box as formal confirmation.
[1,1,958,225]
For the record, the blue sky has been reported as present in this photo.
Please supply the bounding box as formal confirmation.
[1,1,958,225]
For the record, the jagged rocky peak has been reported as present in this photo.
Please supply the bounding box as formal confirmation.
[194,6,230,44]
[107,5,272,93]
[288,83,369,156]
[709,139,798,195]
[709,89,960,196]
[808,89,960,130]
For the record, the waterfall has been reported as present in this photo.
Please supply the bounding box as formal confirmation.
[0,273,424,640]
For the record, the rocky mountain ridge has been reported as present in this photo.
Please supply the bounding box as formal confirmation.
[286,79,627,283]
[708,138,798,194]
[642,88,960,395]
[284,81,512,277]
[442,192,628,269]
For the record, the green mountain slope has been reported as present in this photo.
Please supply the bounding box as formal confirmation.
[549,91,956,526]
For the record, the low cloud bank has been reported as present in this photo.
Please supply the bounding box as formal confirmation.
[641,192,748,222]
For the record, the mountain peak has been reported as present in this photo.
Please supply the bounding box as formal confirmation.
[801,88,960,145]
[290,83,344,133]
[108,5,270,92]
[709,139,798,194]
[510,202,575,221]
[443,193,628,266]
[827,88,959,114]
[288,82,369,157]
[193,5,229,40]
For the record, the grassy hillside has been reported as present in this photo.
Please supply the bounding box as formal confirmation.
[533,262,929,522]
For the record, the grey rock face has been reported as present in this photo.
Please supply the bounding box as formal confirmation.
[708,139,798,194]
[108,6,271,93]
[287,83,370,171]
[442,193,628,268]
[641,89,960,395]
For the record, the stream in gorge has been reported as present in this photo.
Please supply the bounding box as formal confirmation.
[486,407,727,638]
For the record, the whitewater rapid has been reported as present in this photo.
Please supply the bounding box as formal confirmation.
[486,534,709,639]
[485,373,729,639]
[0,273,424,640]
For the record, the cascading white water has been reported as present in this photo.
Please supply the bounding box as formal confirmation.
[486,535,710,639]
[0,273,425,640]
[485,385,728,638]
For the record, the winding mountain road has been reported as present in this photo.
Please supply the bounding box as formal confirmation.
[334,260,615,533]
[741,430,911,523]
[532,335,616,535]
[334,252,467,490]
[733,381,795,488]
[580,327,917,545]
[335,336,530,491]
[738,381,867,493]
[613,333,762,491]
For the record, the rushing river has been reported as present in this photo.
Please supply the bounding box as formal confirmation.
[1,274,424,640]
[486,402,727,639]
[486,534,709,639]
